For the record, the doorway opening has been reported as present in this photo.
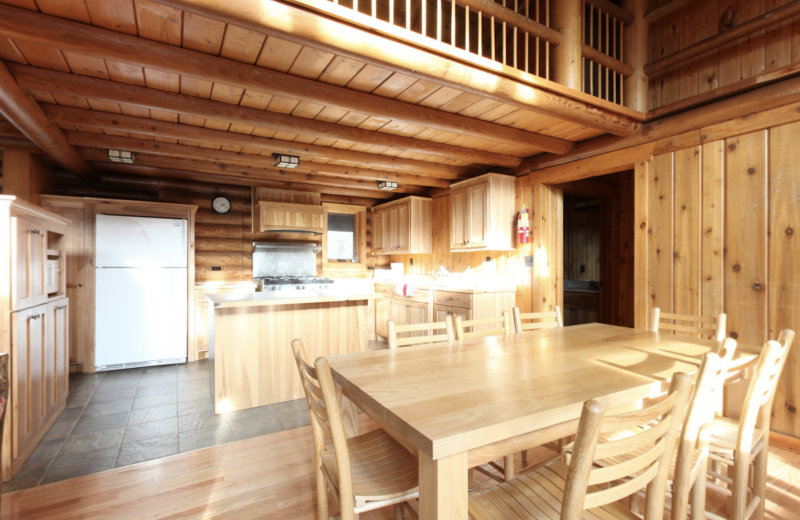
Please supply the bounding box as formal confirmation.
[555,170,635,327]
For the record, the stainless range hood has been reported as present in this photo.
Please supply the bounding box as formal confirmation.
[252,242,321,278]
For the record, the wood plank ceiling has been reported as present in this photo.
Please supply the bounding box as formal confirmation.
[0,0,636,202]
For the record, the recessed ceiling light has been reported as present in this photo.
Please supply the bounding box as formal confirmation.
[273,153,300,168]
[377,181,398,191]
[108,149,135,164]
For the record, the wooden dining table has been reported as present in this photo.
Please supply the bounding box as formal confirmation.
[326,323,759,520]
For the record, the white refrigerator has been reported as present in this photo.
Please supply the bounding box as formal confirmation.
[95,214,188,371]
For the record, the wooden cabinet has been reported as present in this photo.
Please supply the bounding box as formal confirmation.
[256,202,327,234]
[434,304,471,325]
[450,173,515,252]
[371,197,432,255]
[392,301,428,338]
[376,297,393,337]
[0,197,71,482]
[194,283,257,360]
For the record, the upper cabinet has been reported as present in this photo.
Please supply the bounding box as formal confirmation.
[450,173,515,252]
[255,202,327,234]
[371,197,432,255]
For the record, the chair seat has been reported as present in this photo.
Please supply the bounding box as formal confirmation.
[708,415,764,458]
[320,428,419,504]
[468,461,640,520]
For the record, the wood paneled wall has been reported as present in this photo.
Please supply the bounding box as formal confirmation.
[648,0,800,110]
[638,122,800,435]
[53,173,386,282]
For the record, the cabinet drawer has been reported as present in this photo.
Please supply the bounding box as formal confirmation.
[392,289,430,304]
[377,286,395,299]
[434,291,472,309]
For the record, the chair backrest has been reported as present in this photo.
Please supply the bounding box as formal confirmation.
[388,314,454,349]
[291,340,356,518]
[454,311,511,340]
[560,372,693,520]
[671,347,734,519]
[650,307,727,341]
[737,329,795,452]
[512,306,563,333]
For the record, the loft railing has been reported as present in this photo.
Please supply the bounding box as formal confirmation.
[288,0,559,82]
[581,0,632,105]
[288,0,639,108]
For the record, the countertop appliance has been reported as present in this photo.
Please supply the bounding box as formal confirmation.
[252,242,333,292]
[95,214,188,371]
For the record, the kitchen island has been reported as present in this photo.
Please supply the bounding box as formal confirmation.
[206,290,380,414]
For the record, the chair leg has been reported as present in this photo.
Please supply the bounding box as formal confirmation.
[753,447,768,520]
[316,461,328,520]
[731,454,751,520]
[691,458,709,520]
[468,468,474,490]
[522,449,528,461]
[395,503,404,520]
[504,454,515,481]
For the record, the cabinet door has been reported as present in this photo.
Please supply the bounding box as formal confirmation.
[376,298,393,337]
[47,300,70,413]
[406,302,429,338]
[387,208,398,251]
[58,205,86,366]
[372,210,383,254]
[380,211,391,253]
[434,304,452,324]
[466,183,489,248]
[13,218,45,310]
[395,203,410,252]
[450,189,468,249]
[452,306,472,333]
[12,305,47,460]
[392,301,410,338]
[195,300,210,359]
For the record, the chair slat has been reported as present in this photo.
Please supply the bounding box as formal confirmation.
[659,322,715,334]
[455,312,511,340]
[512,306,563,333]
[388,315,454,349]
[659,312,718,324]
[588,438,665,486]
[583,461,660,509]
[398,334,451,347]
[594,415,671,459]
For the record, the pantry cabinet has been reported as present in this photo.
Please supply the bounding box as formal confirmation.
[371,197,432,255]
[0,196,71,482]
[449,173,515,252]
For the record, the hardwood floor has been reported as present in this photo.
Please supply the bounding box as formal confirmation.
[2,413,799,519]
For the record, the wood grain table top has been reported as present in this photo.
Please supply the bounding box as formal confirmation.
[328,323,758,460]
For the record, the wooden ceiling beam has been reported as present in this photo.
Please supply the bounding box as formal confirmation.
[79,148,422,195]
[152,0,643,135]
[11,65,518,169]
[43,104,467,180]
[0,136,41,154]
[88,163,393,201]
[0,5,573,155]
[0,61,97,182]
[65,130,448,189]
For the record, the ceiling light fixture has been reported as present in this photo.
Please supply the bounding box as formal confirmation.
[273,153,300,168]
[108,149,135,164]
[377,181,398,191]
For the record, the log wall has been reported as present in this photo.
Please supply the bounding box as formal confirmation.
[52,173,388,282]
[639,121,800,435]
[647,0,800,110]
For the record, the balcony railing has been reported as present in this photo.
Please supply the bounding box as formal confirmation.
[581,0,631,105]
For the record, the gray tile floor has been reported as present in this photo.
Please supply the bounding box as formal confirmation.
[1,358,312,494]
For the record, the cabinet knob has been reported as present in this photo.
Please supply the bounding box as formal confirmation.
[79,283,83,287]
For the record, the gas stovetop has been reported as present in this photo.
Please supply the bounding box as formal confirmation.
[255,276,335,291]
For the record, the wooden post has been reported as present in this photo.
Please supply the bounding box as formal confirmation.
[622,0,647,111]
[1,150,53,205]
[550,0,582,90]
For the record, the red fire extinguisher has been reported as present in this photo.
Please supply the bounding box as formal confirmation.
[517,205,530,244]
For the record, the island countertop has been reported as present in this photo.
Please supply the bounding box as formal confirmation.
[206,290,381,309]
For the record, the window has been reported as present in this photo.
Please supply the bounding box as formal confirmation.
[322,203,368,273]
[327,213,356,261]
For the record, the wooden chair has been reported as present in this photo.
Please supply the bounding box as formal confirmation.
[454,311,511,340]
[511,305,563,332]
[387,314,454,349]
[651,307,727,341]
[469,372,693,520]
[291,340,419,520]
[704,329,796,520]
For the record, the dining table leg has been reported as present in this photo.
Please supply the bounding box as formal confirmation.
[419,451,469,519]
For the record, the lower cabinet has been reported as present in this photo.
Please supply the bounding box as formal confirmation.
[194,284,257,360]
[433,304,471,325]
[392,301,429,338]
[376,298,393,337]
[11,297,69,474]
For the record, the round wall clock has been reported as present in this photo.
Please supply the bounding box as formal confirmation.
[212,196,231,214]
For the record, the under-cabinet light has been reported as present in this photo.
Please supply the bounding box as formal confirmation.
[273,153,300,168]
[378,181,398,191]
[108,149,135,164]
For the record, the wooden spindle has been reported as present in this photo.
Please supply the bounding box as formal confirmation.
[605,11,609,101]
[524,0,529,72]
[437,0,442,41]
[478,11,482,57]
[613,15,617,102]
[422,0,427,37]
[513,0,518,68]
[372,0,377,18]
[589,5,593,95]
[545,0,549,80]
[451,0,455,46]
[491,16,495,61]
[465,6,470,52]
[405,0,410,29]
[390,0,394,25]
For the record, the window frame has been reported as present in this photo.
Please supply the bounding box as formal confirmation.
[321,203,367,273]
